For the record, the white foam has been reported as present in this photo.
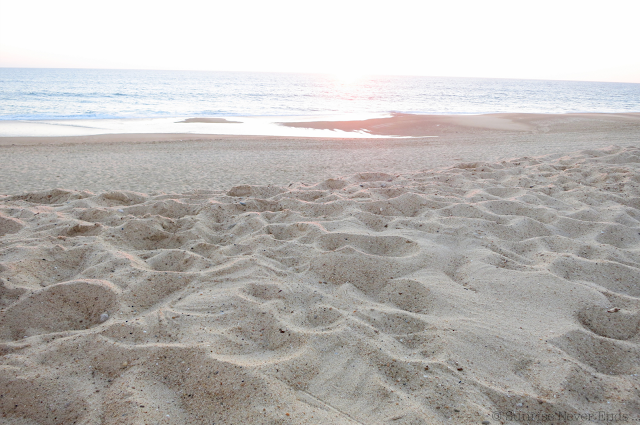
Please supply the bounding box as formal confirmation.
[0,114,409,138]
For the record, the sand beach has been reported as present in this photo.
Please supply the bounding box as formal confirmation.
[1,113,640,423]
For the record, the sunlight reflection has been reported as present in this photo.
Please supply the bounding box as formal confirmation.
[331,71,365,85]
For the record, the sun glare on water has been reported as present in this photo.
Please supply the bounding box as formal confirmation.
[332,71,365,85]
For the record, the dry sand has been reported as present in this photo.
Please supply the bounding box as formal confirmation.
[1,114,640,423]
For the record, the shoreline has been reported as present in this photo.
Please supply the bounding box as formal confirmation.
[1,112,640,144]
[0,113,394,140]
[1,112,639,195]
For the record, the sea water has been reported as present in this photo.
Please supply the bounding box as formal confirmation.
[1,68,639,137]
[3,68,640,120]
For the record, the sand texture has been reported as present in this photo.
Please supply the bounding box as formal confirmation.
[1,145,640,423]
[2,113,640,195]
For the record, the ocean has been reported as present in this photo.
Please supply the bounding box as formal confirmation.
[2,68,640,121]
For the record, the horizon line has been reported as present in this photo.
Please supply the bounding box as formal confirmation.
[1,66,638,85]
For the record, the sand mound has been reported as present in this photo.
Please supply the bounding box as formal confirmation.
[1,279,118,340]
[1,145,639,423]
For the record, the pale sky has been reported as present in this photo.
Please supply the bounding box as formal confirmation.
[1,0,639,83]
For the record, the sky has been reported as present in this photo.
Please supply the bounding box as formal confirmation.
[1,0,639,83]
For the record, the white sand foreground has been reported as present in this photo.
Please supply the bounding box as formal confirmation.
[1,145,640,423]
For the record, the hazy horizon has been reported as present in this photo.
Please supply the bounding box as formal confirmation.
[2,66,640,85]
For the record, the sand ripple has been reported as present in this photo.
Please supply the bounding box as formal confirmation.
[1,146,639,423]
